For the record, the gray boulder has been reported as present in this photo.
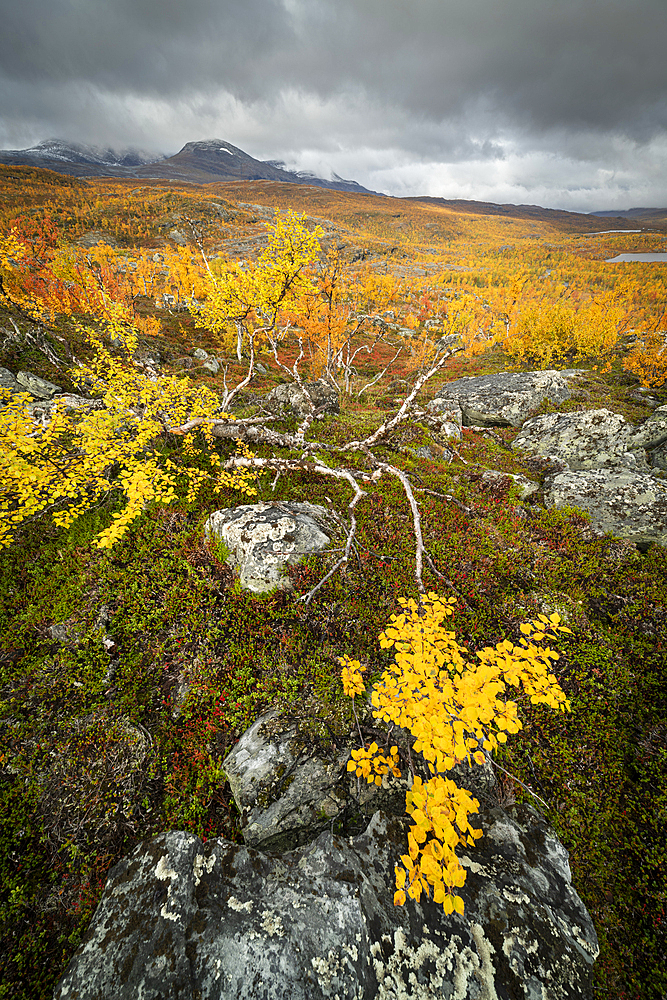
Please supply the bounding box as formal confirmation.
[16,370,62,398]
[262,380,340,419]
[204,502,333,593]
[428,370,584,428]
[222,711,435,852]
[545,468,667,550]
[223,712,359,851]
[628,405,667,452]
[54,805,598,1000]
[512,409,638,471]
[0,367,61,399]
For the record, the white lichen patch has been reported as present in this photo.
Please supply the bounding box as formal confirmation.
[460,854,494,877]
[260,909,285,937]
[571,922,600,958]
[502,887,531,905]
[227,896,253,914]
[160,889,180,923]
[469,924,499,1000]
[193,853,216,886]
[154,855,178,882]
[502,932,539,959]
[311,950,341,991]
[368,923,506,1000]
[154,854,181,923]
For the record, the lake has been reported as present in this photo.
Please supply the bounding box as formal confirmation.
[606,252,667,262]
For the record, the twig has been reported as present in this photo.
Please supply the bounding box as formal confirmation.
[374,461,426,593]
[356,345,404,398]
[485,754,550,811]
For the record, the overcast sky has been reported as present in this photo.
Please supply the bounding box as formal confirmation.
[1,0,666,211]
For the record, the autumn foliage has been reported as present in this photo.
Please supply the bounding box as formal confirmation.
[341,594,571,915]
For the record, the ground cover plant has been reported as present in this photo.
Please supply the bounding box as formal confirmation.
[0,170,666,999]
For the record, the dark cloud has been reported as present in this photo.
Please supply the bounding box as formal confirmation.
[0,0,666,208]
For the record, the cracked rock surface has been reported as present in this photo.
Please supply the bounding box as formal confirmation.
[512,409,639,471]
[54,805,598,1000]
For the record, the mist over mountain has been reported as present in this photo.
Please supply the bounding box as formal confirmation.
[0,138,374,194]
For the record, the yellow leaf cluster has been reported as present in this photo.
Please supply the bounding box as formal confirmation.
[196,211,322,350]
[0,331,258,550]
[338,655,366,698]
[341,594,572,915]
[347,743,401,787]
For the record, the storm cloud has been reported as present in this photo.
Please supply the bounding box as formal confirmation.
[1,0,666,210]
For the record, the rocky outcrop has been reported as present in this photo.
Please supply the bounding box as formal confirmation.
[54,803,598,1000]
[544,468,667,550]
[427,370,584,428]
[204,502,334,593]
[512,409,642,471]
[222,711,425,852]
[261,380,340,419]
[53,692,599,999]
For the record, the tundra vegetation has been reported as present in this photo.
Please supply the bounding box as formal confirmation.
[0,162,666,999]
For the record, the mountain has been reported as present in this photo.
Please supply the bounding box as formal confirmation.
[0,138,374,194]
[0,139,160,176]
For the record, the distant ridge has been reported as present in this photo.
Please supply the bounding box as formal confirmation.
[407,195,645,231]
[0,138,375,194]
[590,207,667,220]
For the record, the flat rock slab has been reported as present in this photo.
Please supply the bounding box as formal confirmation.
[545,469,667,549]
[54,806,598,1000]
[204,502,333,593]
[428,370,584,428]
[512,409,637,471]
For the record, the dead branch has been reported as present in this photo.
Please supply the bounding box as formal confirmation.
[374,460,426,593]
[341,344,461,454]
[356,345,403,398]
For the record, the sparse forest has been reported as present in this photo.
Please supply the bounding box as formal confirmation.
[0,163,666,999]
